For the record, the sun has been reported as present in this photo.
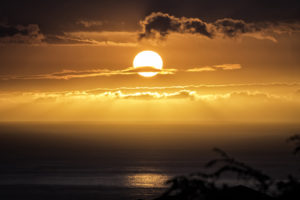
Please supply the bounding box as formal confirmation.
[133,50,163,77]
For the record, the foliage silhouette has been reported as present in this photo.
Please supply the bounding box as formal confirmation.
[287,135,300,154]
[156,135,300,200]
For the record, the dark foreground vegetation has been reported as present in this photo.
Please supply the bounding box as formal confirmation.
[0,133,299,200]
[155,135,300,200]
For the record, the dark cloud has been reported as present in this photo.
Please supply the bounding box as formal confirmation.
[0,23,44,44]
[140,13,181,38]
[76,20,103,28]
[0,24,27,37]
[0,1,299,44]
[146,0,300,22]
[139,12,213,39]
[139,12,300,40]
[0,0,299,38]
[214,18,260,37]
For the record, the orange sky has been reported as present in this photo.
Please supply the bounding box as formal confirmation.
[1,31,300,90]
[0,6,300,122]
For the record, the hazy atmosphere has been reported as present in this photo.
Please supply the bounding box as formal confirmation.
[0,1,300,200]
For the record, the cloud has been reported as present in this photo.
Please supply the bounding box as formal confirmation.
[85,82,300,94]
[226,91,278,101]
[186,67,216,72]
[139,12,299,42]
[165,90,197,100]
[0,23,45,44]
[106,90,196,100]
[214,18,261,38]
[0,89,294,103]
[0,63,241,81]
[213,64,242,70]
[139,12,213,40]
[1,87,300,122]
[0,67,177,80]
[76,20,103,28]
[0,22,137,46]
[57,31,138,46]
[186,64,241,72]
[6,90,279,103]
[44,90,282,102]
[44,33,137,47]
[1,13,299,45]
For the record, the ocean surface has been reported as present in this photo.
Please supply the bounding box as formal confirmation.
[0,122,299,200]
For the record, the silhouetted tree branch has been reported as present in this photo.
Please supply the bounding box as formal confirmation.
[156,135,300,200]
[287,134,300,154]
[204,148,271,192]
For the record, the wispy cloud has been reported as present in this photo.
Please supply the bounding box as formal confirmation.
[0,63,242,81]
[86,82,300,93]
[186,64,241,72]
[45,33,138,47]
[0,22,138,46]
[76,20,103,28]
[186,67,216,72]
[0,67,177,80]
[213,64,241,70]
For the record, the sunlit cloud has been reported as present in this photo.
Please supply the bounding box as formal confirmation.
[186,67,216,72]
[213,64,241,70]
[99,90,283,102]
[0,89,296,104]
[0,88,299,122]
[45,33,138,47]
[186,64,241,72]
[54,31,138,46]
[85,82,300,94]
[102,90,197,100]
[0,63,243,81]
[0,67,177,80]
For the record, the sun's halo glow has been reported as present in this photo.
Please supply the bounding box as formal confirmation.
[133,51,163,77]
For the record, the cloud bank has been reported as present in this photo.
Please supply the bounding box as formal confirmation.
[0,87,299,122]
[139,12,300,42]
[1,13,299,45]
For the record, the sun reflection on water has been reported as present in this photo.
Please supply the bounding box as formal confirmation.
[126,173,170,188]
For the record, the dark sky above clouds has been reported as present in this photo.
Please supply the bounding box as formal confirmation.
[1,0,300,35]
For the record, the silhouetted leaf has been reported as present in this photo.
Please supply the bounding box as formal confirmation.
[287,134,300,154]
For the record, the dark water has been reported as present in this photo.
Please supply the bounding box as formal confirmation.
[0,122,299,200]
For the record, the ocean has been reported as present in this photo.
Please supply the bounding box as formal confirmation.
[0,122,299,200]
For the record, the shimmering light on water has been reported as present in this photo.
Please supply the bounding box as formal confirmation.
[126,173,170,188]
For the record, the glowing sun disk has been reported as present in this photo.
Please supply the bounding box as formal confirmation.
[133,51,163,77]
